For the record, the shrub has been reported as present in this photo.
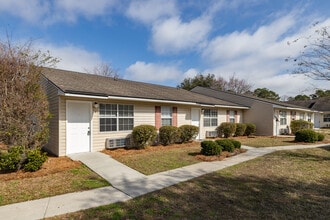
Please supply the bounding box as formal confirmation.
[0,146,24,172]
[201,141,221,156]
[132,125,157,149]
[159,126,180,146]
[244,123,256,136]
[215,139,235,152]
[23,148,47,172]
[229,139,241,149]
[317,133,325,141]
[235,123,247,136]
[179,125,199,143]
[290,120,314,134]
[295,129,318,143]
[216,122,236,138]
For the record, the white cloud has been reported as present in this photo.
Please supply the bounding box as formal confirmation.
[151,16,211,54]
[0,0,49,23]
[0,0,118,25]
[203,14,298,63]
[125,61,184,83]
[200,14,330,96]
[126,0,177,25]
[50,0,118,23]
[36,42,103,73]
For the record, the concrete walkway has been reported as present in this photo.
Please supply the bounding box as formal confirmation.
[0,143,328,219]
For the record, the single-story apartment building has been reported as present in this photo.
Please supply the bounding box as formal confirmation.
[41,68,248,156]
[287,97,330,128]
[191,86,316,136]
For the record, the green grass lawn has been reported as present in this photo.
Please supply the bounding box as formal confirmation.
[109,135,328,175]
[50,146,330,219]
[108,144,202,175]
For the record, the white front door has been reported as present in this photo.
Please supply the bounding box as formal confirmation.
[66,101,91,154]
[191,108,201,139]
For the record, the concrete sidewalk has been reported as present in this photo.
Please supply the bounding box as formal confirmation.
[0,143,328,219]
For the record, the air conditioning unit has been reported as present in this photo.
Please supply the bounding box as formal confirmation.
[205,131,217,138]
[105,138,130,149]
[280,128,289,135]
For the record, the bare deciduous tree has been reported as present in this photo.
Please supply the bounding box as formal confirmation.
[88,62,119,79]
[213,74,252,94]
[287,25,330,81]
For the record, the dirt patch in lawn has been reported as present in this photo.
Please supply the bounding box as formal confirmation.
[0,156,81,181]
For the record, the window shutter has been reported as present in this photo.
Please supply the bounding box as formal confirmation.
[172,107,177,127]
[226,110,230,122]
[235,110,238,123]
[155,106,161,129]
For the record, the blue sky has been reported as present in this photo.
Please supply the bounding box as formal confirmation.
[1,0,329,98]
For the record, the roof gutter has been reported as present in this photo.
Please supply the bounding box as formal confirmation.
[272,104,317,112]
[63,93,108,99]
[107,95,198,105]
[214,105,250,109]
[62,93,248,109]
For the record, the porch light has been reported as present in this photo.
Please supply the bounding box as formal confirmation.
[93,102,99,109]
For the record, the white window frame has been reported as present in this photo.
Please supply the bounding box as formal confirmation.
[324,114,330,122]
[161,106,172,126]
[280,110,287,125]
[229,110,236,123]
[204,109,218,127]
[307,113,312,122]
[99,104,134,132]
[300,113,305,120]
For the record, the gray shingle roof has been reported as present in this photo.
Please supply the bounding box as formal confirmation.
[191,86,312,110]
[42,68,242,107]
[287,97,330,112]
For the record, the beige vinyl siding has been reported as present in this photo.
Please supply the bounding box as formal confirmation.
[200,108,244,139]
[178,107,191,125]
[41,77,60,156]
[244,102,274,136]
[92,101,193,151]
[58,97,67,156]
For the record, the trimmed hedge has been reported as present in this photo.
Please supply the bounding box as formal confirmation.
[290,120,313,134]
[0,146,24,172]
[201,141,221,156]
[179,125,199,143]
[244,123,256,136]
[159,126,180,146]
[295,129,318,143]
[24,149,47,172]
[0,146,47,172]
[235,123,247,136]
[215,139,235,152]
[216,122,236,138]
[230,139,242,149]
[132,125,157,149]
[317,133,325,141]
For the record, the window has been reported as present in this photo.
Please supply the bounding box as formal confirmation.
[100,104,134,132]
[279,111,287,125]
[161,106,172,126]
[204,109,218,127]
[307,113,312,122]
[229,110,236,123]
[300,113,305,120]
[324,114,330,122]
[291,111,296,120]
